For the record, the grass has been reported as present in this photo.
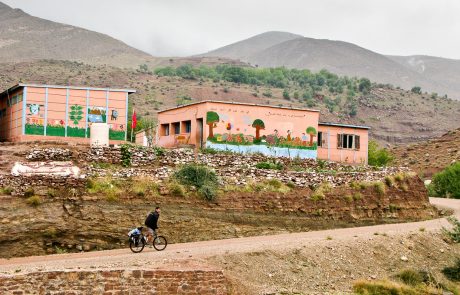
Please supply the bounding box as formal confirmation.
[443,259,460,282]
[353,192,363,201]
[87,176,122,201]
[168,181,187,197]
[131,177,159,197]
[26,195,41,207]
[46,188,58,198]
[311,182,332,201]
[0,187,12,195]
[396,269,425,286]
[384,176,395,187]
[24,187,35,198]
[443,217,460,243]
[373,181,386,196]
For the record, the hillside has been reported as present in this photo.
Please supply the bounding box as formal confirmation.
[392,128,460,178]
[1,60,459,145]
[0,2,243,69]
[202,32,460,100]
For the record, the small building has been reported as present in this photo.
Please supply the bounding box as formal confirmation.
[156,100,369,164]
[0,84,135,143]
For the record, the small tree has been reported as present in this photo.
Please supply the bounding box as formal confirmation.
[306,126,317,146]
[358,78,371,94]
[430,162,460,199]
[252,119,265,140]
[368,140,393,166]
[206,111,219,139]
[411,86,422,94]
[283,89,290,100]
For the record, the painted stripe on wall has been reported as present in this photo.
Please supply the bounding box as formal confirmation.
[22,86,27,135]
[64,88,69,137]
[44,87,48,136]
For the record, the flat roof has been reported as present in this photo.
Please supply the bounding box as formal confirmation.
[319,122,370,130]
[157,100,320,113]
[0,83,136,98]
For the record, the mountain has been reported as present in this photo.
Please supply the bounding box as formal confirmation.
[201,31,302,61]
[0,2,243,69]
[202,32,460,100]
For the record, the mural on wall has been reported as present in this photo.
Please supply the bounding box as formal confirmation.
[67,104,85,137]
[205,111,318,159]
[88,107,106,123]
[25,104,45,135]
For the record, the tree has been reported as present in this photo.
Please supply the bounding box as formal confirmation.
[430,162,460,199]
[282,89,290,100]
[358,78,371,94]
[252,119,265,140]
[367,140,393,166]
[411,86,422,94]
[206,111,219,139]
[306,126,317,146]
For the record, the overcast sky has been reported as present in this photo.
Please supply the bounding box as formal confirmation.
[3,0,460,59]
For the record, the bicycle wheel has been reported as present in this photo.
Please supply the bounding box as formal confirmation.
[129,235,145,253]
[153,236,167,251]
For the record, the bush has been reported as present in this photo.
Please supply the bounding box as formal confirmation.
[443,217,460,243]
[24,187,35,198]
[87,177,122,200]
[255,161,283,170]
[443,258,460,281]
[368,140,394,167]
[26,196,41,207]
[384,176,394,187]
[430,162,460,198]
[174,164,219,201]
[47,188,58,198]
[374,181,386,196]
[353,280,418,295]
[311,182,332,201]
[411,86,422,94]
[131,177,158,197]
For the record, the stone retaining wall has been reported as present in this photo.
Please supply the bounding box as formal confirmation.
[0,175,86,196]
[0,269,230,295]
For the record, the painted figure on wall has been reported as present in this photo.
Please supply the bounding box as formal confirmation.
[252,119,265,140]
[111,110,119,121]
[206,111,219,139]
[306,126,317,146]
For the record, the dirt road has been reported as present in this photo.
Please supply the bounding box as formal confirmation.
[0,197,458,275]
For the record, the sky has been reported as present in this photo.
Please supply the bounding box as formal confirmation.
[3,0,460,59]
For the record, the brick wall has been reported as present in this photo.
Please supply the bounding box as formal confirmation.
[0,269,230,295]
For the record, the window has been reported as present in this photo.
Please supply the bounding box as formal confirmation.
[160,124,170,136]
[172,122,180,135]
[182,120,191,133]
[317,132,323,147]
[337,134,360,150]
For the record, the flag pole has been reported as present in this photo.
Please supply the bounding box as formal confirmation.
[130,108,134,142]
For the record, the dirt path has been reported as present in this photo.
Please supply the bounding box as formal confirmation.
[0,197,458,275]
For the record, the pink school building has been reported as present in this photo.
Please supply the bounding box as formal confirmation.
[0,84,135,143]
[156,101,369,164]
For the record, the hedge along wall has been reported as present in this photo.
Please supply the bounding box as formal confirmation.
[23,86,129,141]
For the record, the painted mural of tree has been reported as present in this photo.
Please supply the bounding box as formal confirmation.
[252,119,265,140]
[306,126,317,146]
[69,105,83,125]
[206,111,219,139]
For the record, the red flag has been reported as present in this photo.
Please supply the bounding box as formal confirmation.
[131,110,137,130]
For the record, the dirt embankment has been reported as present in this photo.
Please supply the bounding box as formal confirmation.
[0,175,436,258]
[391,128,460,178]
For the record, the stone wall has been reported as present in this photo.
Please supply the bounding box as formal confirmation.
[0,174,86,196]
[0,269,230,295]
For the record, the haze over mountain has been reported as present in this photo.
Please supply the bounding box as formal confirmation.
[202,31,460,100]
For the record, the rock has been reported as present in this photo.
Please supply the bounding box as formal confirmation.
[400,256,409,262]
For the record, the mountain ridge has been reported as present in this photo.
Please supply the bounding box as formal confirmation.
[202,32,460,99]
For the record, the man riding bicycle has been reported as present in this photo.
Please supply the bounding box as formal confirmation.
[144,207,160,245]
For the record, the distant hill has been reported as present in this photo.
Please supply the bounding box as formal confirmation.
[202,32,460,100]
[0,2,243,69]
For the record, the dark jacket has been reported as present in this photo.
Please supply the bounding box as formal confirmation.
[145,211,159,230]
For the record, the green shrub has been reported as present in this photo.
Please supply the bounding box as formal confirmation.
[397,269,424,286]
[286,181,296,189]
[394,173,405,182]
[353,192,362,201]
[47,188,58,198]
[26,196,41,207]
[443,217,460,243]
[174,164,219,201]
[443,258,460,282]
[368,140,394,167]
[384,176,394,187]
[267,179,282,189]
[120,143,132,167]
[201,147,219,154]
[311,182,332,201]
[0,187,12,195]
[430,162,460,198]
[255,161,283,170]
[198,183,218,201]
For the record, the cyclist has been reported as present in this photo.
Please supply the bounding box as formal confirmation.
[144,207,160,245]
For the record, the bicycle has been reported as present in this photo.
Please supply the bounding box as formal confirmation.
[128,226,168,253]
